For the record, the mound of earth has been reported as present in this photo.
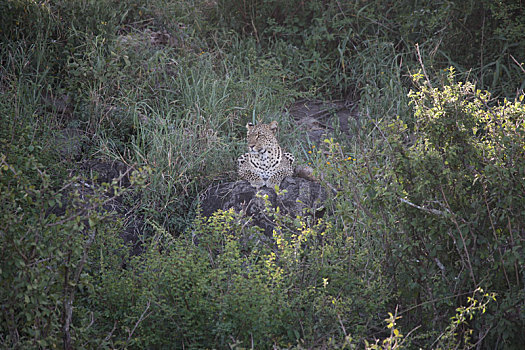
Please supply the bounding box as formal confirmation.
[199,177,327,236]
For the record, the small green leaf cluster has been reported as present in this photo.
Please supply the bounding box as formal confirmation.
[435,288,497,350]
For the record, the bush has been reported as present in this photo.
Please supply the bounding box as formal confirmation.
[377,69,525,347]
[78,200,389,348]
[0,153,117,347]
[0,108,148,347]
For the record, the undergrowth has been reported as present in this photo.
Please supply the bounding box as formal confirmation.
[1,0,524,348]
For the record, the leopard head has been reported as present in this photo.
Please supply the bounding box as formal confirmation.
[246,121,279,156]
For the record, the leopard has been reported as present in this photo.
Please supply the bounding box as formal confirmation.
[238,120,294,190]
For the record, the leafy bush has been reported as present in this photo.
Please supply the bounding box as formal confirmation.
[0,147,142,348]
[75,200,388,348]
[0,92,148,348]
[376,70,525,346]
[302,68,525,347]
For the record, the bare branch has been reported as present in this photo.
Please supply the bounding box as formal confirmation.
[125,300,151,348]
[510,54,525,74]
[399,197,448,216]
[415,43,432,88]
[97,321,118,349]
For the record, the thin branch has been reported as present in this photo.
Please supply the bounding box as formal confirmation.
[85,312,94,331]
[415,43,432,88]
[98,321,118,350]
[400,325,421,347]
[63,230,97,350]
[397,289,479,316]
[439,186,477,286]
[125,300,151,348]
[482,183,511,289]
[399,197,448,216]
[510,54,525,74]
[337,313,348,338]
[370,116,393,151]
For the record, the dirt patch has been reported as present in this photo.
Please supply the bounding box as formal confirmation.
[287,99,359,143]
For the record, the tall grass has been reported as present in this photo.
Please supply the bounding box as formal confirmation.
[103,31,306,231]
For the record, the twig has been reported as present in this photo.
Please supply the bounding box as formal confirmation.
[415,43,432,88]
[349,183,373,218]
[401,324,421,347]
[335,0,346,18]
[389,305,400,348]
[398,289,477,317]
[125,300,151,348]
[370,117,393,151]
[439,186,477,286]
[510,54,525,74]
[98,321,117,349]
[480,14,486,87]
[63,230,97,349]
[86,312,94,330]
[251,18,259,44]
[337,313,348,338]
[472,326,492,350]
[399,197,448,216]
[482,183,511,289]
[507,217,521,286]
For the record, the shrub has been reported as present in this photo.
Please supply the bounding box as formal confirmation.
[377,69,525,347]
[0,107,149,347]
[0,153,125,348]
[79,199,390,348]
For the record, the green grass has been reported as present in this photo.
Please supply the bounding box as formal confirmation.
[1,0,525,348]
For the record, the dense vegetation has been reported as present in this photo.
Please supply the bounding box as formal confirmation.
[1,0,524,348]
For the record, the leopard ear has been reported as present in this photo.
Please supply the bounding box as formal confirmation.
[246,122,254,131]
[269,120,278,133]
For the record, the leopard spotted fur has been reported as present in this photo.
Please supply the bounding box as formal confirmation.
[238,121,294,189]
